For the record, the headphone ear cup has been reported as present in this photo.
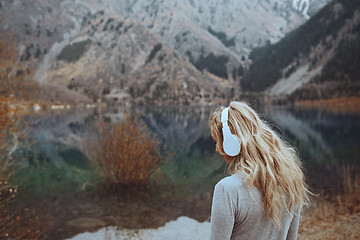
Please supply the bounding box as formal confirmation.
[222,126,241,156]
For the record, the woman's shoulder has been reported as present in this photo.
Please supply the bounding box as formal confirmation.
[215,173,245,191]
[215,172,263,207]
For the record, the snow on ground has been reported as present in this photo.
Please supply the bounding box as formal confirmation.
[68,216,210,240]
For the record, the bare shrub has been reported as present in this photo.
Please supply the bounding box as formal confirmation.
[91,116,160,186]
[0,31,43,239]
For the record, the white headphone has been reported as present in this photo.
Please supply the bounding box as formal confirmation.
[221,107,241,156]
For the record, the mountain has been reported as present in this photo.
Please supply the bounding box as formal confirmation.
[0,0,330,105]
[241,0,360,102]
[0,0,227,105]
[111,0,331,79]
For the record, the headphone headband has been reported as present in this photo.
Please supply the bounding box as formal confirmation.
[221,106,241,156]
[221,107,229,123]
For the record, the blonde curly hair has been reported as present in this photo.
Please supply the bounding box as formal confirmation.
[209,101,309,226]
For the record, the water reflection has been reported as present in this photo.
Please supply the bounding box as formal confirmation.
[263,106,360,165]
[11,110,98,199]
[133,107,214,151]
[12,106,360,195]
[264,106,335,164]
[131,106,225,185]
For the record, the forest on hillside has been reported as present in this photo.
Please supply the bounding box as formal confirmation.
[289,35,360,101]
[241,0,360,101]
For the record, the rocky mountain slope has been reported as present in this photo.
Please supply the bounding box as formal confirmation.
[113,0,331,79]
[41,14,228,106]
[241,0,360,102]
[0,0,228,105]
[0,0,330,105]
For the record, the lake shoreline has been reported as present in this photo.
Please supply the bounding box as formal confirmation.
[294,96,360,113]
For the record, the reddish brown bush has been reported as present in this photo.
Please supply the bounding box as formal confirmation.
[92,116,160,186]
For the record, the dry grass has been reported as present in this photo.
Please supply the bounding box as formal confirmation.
[299,165,360,239]
[309,165,359,220]
[90,116,160,186]
[337,166,360,214]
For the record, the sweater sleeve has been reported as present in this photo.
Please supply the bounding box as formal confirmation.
[286,207,301,240]
[209,182,235,240]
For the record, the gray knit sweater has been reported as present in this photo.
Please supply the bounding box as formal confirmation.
[209,173,301,240]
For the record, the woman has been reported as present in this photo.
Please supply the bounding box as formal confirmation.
[209,101,309,240]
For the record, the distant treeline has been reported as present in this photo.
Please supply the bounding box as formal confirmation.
[187,51,229,79]
[241,0,360,93]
